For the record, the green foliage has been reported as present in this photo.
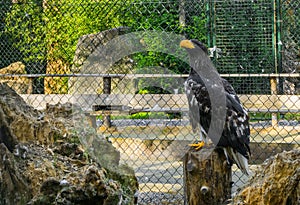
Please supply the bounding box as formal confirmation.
[127,0,207,75]
[210,1,274,94]
[97,111,181,120]
[3,0,207,69]
[135,70,181,94]
[249,112,272,121]
[3,0,207,95]
[4,1,46,63]
[4,0,131,67]
[136,86,170,94]
[183,14,207,42]
[282,113,300,121]
[130,112,168,119]
[43,0,128,64]
[249,112,300,122]
[130,112,150,119]
[123,0,207,93]
[137,89,149,94]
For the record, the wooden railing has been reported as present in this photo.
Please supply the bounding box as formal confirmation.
[15,72,300,127]
[20,93,300,112]
[20,93,300,126]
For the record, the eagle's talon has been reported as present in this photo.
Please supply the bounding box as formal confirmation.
[189,141,205,150]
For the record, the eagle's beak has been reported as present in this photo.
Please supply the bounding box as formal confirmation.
[180,40,195,49]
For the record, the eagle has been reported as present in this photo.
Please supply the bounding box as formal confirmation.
[180,39,251,175]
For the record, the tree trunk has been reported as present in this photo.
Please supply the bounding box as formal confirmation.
[183,146,232,205]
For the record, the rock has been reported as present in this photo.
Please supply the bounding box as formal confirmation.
[0,103,17,152]
[233,149,300,205]
[71,27,130,73]
[0,143,32,204]
[45,102,74,118]
[68,26,135,94]
[39,178,61,195]
[0,83,138,204]
[0,84,74,145]
[86,136,121,169]
[27,156,130,205]
[0,62,32,94]
[0,83,62,144]
[53,142,84,158]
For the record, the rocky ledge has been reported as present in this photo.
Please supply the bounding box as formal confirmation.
[0,83,138,205]
[233,149,299,205]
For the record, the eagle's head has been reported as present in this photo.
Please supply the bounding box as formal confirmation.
[180,39,209,75]
[180,39,208,56]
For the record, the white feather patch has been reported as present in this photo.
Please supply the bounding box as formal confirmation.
[238,116,244,122]
[229,148,250,175]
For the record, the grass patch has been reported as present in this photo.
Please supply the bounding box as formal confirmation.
[130,112,168,119]
[249,112,272,121]
[96,112,182,120]
[282,113,300,121]
[250,112,300,122]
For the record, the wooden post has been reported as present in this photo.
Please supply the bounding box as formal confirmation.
[27,78,33,94]
[183,146,232,205]
[270,77,278,127]
[103,77,112,127]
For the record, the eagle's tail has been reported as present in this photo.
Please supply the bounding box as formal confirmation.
[224,147,250,176]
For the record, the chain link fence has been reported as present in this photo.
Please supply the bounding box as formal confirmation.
[0,0,299,204]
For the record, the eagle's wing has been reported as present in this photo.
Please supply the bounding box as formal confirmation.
[221,79,251,174]
[186,76,251,174]
[223,94,251,159]
[185,78,201,133]
[222,78,250,148]
[185,76,211,135]
[181,39,251,174]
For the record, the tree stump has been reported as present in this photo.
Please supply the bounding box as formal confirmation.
[183,146,232,205]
